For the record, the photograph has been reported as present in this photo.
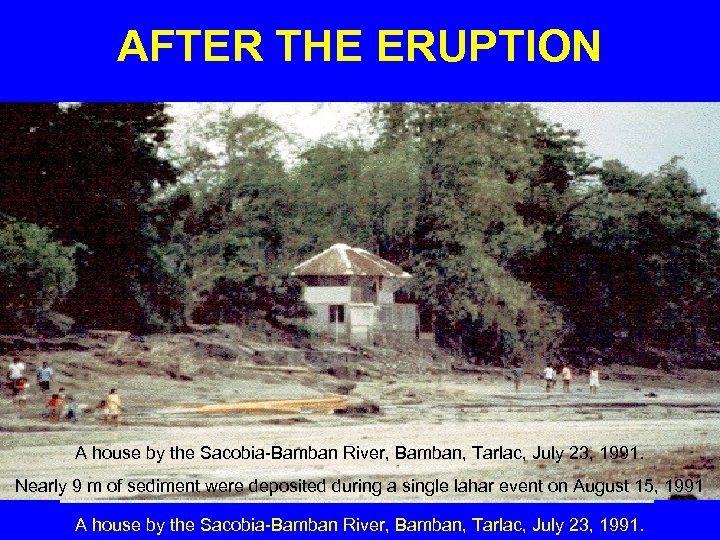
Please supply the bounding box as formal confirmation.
[1,102,719,505]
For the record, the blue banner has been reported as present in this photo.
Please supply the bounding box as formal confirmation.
[2,500,717,538]
[1,1,719,100]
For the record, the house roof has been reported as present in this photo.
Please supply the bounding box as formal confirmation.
[291,243,412,278]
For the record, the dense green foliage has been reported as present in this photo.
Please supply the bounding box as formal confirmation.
[2,102,719,368]
[521,157,720,363]
[0,216,78,333]
[168,110,310,332]
[168,102,720,365]
[0,103,180,333]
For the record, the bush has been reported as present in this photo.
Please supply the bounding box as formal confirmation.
[0,217,79,334]
[192,273,311,328]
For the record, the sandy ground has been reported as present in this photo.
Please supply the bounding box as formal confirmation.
[1,330,719,502]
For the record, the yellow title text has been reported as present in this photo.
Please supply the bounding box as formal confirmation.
[117,29,600,63]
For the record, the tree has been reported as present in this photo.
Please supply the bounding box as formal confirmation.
[522,157,720,362]
[0,103,180,332]
[169,110,311,331]
[370,103,575,361]
[0,216,78,334]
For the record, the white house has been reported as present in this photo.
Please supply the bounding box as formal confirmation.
[291,243,416,343]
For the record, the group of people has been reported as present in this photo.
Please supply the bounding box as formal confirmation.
[6,357,51,406]
[509,362,600,394]
[5,357,122,424]
[43,388,79,422]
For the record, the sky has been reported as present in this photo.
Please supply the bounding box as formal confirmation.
[534,103,720,207]
[168,103,720,207]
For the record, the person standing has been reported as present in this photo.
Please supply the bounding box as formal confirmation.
[45,393,63,421]
[7,357,26,396]
[57,387,67,417]
[561,364,573,393]
[107,388,122,426]
[589,365,600,395]
[15,377,29,408]
[544,363,555,394]
[510,364,524,393]
[36,361,54,393]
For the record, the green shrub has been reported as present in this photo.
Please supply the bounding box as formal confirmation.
[0,216,79,334]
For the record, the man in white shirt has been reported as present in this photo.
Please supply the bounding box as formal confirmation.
[544,364,555,394]
[7,357,26,395]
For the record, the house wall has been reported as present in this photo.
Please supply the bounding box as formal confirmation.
[299,280,416,342]
[304,282,377,304]
[303,286,352,304]
[348,303,375,343]
[375,304,418,333]
[301,277,407,305]
[350,282,376,303]
[378,277,408,304]
[304,302,349,338]
[378,288,394,304]
[304,302,417,341]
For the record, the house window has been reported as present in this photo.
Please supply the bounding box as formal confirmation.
[329,304,345,324]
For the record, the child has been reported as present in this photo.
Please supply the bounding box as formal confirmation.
[46,393,63,421]
[96,399,109,423]
[107,388,122,426]
[14,377,29,408]
[64,397,79,422]
[57,387,67,417]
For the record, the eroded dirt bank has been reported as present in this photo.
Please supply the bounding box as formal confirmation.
[1,328,719,501]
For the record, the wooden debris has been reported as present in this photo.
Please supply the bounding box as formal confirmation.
[193,396,348,414]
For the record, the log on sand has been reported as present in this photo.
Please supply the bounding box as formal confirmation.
[193,396,348,414]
